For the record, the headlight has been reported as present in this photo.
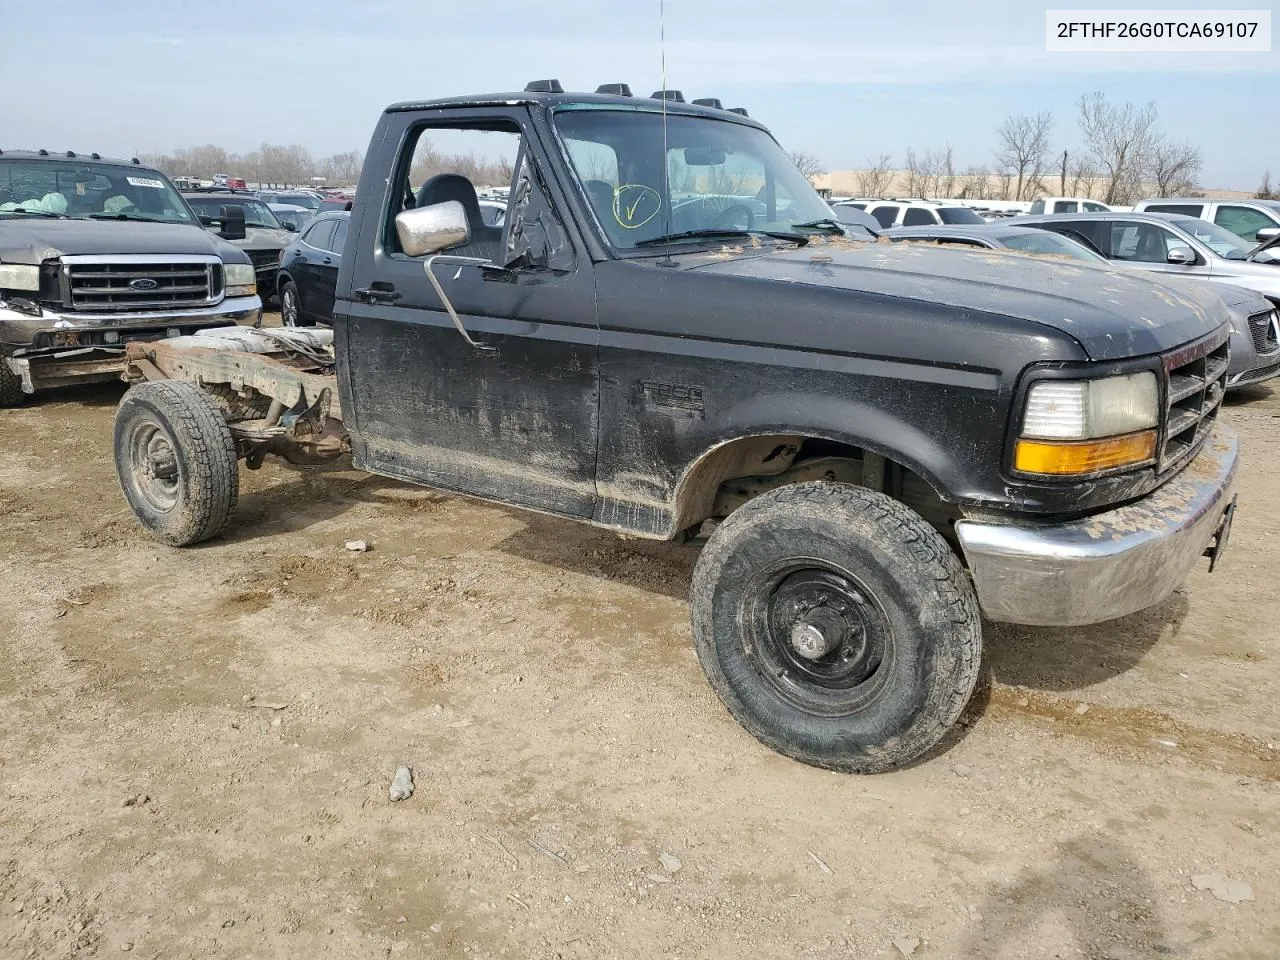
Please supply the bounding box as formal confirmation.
[224,263,256,297]
[0,264,40,292]
[1015,372,1159,476]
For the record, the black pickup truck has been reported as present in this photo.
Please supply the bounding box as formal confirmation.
[110,83,1238,773]
[0,151,262,405]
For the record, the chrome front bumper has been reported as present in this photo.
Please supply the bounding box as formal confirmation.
[956,428,1238,626]
[1,295,262,394]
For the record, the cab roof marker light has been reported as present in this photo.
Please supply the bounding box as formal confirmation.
[65,150,76,158]
[692,97,723,109]
[650,90,685,102]
[596,83,633,97]
[729,107,749,116]
[91,152,100,160]
[524,79,563,93]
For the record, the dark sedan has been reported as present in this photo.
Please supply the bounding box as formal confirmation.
[277,211,348,326]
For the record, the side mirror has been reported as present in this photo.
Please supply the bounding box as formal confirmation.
[283,222,298,232]
[395,201,469,257]
[218,205,246,241]
[1166,245,1196,265]
[1256,227,1280,242]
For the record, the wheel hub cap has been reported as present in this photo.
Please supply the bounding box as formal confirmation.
[790,621,839,660]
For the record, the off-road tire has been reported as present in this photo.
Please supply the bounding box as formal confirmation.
[114,380,239,546]
[691,481,982,773]
[0,359,24,407]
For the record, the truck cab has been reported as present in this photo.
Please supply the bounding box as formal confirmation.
[111,82,1239,774]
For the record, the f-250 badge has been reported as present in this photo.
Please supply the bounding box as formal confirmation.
[640,380,705,417]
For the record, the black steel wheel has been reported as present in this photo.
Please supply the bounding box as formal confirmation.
[691,481,982,772]
[114,380,239,546]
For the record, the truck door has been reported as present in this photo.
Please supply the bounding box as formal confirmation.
[337,107,600,518]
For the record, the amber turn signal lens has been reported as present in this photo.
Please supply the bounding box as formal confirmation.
[1014,430,1157,476]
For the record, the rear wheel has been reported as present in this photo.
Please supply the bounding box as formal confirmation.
[280,279,309,327]
[691,481,982,772]
[114,380,239,546]
[0,358,24,407]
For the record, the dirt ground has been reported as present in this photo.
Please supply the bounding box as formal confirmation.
[2,329,1279,960]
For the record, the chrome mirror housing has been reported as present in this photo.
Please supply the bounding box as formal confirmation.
[395,201,470,257]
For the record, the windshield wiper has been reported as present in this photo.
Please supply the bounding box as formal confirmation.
[0,208,65,219]
[86,212,173,224]
[634,228,808,247]
[790,218,849,234]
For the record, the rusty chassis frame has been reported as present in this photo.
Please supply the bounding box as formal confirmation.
[122,340,349,467]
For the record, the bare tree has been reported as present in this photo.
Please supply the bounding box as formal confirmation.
[320,151,363,185]
[903,148,928,197]
[1067,156,1096,198]
[854,154,894,196]
[938,145,956,198]
[958,166,992,200]
[788,150,826,182]
[1256,170,1275,200]
[1077,92,1159,204]
[1148,138,1202,195]
[995,111,1053,201]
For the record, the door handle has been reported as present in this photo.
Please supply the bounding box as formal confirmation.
[354,285,401,304]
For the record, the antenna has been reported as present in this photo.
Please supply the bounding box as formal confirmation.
[658,0,672,265]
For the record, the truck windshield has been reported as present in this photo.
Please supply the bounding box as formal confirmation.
[0,159,195,224]
[553,109,835,251]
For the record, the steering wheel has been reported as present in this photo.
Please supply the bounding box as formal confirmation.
[712,203,755,231]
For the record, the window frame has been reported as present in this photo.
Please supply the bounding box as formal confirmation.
[381,114,525,262]
[302,217,336,252]
[1213,204,1278,243]
[901,206,939,227]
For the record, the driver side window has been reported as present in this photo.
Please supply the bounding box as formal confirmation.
[388,121,522,262]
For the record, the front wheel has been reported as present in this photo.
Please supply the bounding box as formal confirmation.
[114,380,239,546]
[0,358,25,407]
[690,481,982,773]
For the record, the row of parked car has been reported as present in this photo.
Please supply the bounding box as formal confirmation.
[861,203,1280,389]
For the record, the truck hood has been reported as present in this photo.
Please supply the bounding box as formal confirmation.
[685,241,1226,361]
[0,218,247,264]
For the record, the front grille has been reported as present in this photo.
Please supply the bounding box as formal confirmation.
[1161,335,1229,472]
[1247,311,1279,355]
[63,259,222,313]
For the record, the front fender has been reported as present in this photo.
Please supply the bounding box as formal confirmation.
[685,389,966,502]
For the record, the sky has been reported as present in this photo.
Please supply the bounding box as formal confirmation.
[0,0,1276,190]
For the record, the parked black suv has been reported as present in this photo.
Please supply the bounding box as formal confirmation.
[111,84,1237,773]
[0,150,261,405]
